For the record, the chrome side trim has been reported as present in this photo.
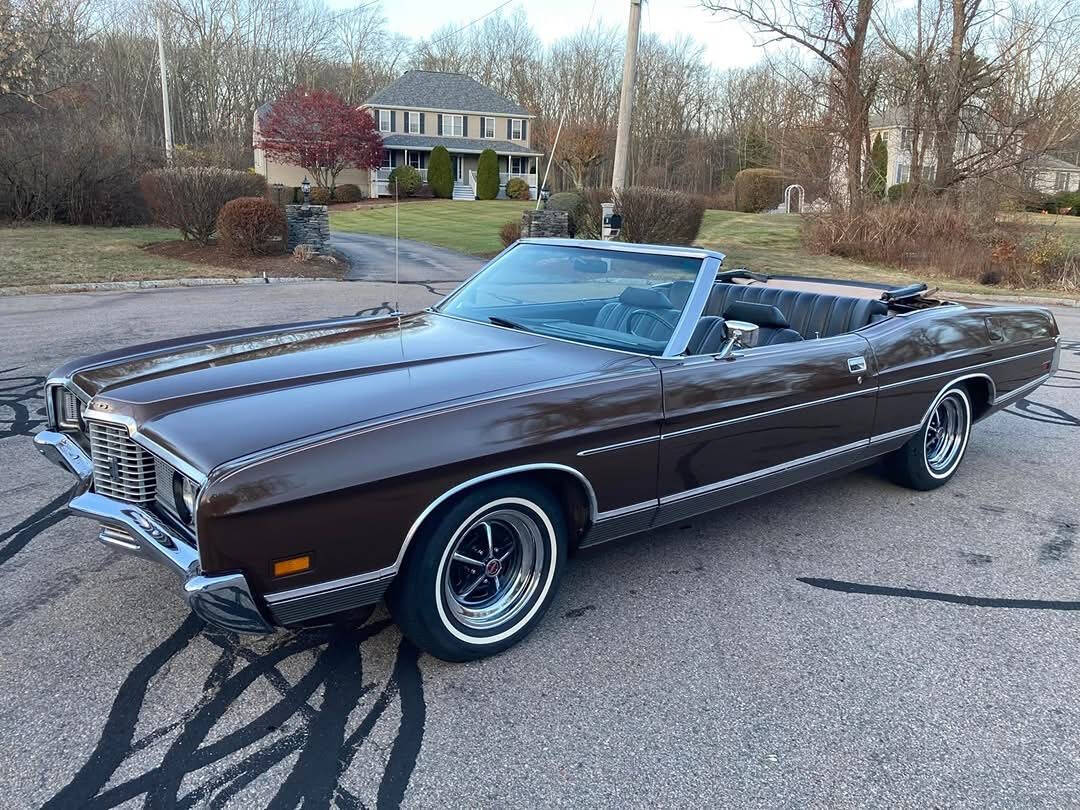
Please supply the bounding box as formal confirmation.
[264,564,397,604]
[662,387,874,441]
[870,425,921,444]
[662,255,722,358]
[878,346,1055,391]
[577,435,659,457]
[659,439,870,506]
[267,574,395,626]
[992,372,1052,407]
[594,500,658,521]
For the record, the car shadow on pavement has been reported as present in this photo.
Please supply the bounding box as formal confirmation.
[42,617,426,809]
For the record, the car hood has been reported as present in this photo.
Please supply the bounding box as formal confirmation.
[69,312,645,474]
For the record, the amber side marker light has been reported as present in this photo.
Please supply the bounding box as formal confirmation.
[273,555,311,577]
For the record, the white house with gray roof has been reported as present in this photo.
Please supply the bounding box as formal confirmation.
[254,71,544,200]
[868,105,1080,194]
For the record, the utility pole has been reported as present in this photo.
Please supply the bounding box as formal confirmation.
[156,18,174,163]
[611,0,642,192]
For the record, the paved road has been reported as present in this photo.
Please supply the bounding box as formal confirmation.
[1,281,1078,808]
[332,232,484,284]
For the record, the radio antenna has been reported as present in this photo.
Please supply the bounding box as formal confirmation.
[393,178,400,316]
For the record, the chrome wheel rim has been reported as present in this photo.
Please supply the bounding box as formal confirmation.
[442,508,547,632]
[925,392,968,475]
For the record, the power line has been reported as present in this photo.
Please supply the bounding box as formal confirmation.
[430,0,517,45]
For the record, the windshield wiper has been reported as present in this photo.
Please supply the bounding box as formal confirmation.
[488,315,529,331]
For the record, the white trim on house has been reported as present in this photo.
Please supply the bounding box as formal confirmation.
[444,114,464,137]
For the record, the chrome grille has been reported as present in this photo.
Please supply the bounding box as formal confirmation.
[87,420,156,503]
[57,388,82,428]
[154,456,180,517]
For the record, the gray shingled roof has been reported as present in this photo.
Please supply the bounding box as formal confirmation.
[367,71,532,117]
[381,133,542,156]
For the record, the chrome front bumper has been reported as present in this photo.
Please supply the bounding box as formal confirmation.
[34,430,274,634]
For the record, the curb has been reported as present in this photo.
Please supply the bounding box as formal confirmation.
[0,276,339,296]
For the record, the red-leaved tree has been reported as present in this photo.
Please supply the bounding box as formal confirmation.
[256,87,382,194]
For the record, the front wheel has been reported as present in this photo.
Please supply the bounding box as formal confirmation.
[885,385,973,490]
[387,481,567,661]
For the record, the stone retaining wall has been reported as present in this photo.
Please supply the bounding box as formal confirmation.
[286,204,330,253]
[520,209,569,239]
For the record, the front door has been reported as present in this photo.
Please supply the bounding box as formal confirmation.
[655,334,877,524]
[452,155,463,182]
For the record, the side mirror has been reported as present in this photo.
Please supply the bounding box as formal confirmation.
[714,319,759,359]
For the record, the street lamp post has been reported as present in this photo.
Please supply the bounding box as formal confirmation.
[301,176,311,209]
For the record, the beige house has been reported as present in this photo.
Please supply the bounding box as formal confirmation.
[868,106,1080,194]
[254,71,544,200]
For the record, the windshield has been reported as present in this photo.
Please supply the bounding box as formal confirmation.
[436,243,704,355]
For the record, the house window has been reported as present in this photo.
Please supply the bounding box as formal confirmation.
[897,164,910,183]
[444,114,463,137]
[510,156,529,175]
[406,111,420,134]
[381,150,394,169]
[406,151,425,169]
[378,109,391,133]
[510,119,523,140]
[1056,172,1068,191]
[901,128,913,151]
[481,117,495,138]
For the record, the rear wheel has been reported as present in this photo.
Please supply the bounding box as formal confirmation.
[885,385,972,490]
[387,480,567,661]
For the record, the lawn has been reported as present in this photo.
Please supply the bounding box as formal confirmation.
[331,199,533,256]
[0,224,338,291]
[695,211,923,287]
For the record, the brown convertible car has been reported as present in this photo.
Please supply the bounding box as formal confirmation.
[36,239,1060,660]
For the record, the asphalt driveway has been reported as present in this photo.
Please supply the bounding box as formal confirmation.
[1,281,1078,808]
[332,232,484,284]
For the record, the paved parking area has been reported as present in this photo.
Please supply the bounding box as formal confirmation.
[0,281,1077,808]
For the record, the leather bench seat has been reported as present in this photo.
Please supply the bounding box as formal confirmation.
[704,283,888,340]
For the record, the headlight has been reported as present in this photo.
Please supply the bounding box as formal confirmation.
[53,386,83,430]
[172,472,197,524]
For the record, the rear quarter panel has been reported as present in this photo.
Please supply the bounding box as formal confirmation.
[864,304,1059,438]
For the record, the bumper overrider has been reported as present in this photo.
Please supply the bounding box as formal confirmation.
[34,430,274,635]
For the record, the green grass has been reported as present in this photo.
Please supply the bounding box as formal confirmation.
[1006,212,1080,246]
[0,225,196,288]
[331,199,533,256]
[695,210,922,287]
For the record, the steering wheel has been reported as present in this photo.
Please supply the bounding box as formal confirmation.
[627,309,674,337]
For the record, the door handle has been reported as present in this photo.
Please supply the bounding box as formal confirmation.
[847,356,867,374]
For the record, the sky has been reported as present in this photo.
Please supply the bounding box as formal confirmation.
[329,0,766,69]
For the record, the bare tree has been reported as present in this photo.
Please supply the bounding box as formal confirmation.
[702,0,878,209]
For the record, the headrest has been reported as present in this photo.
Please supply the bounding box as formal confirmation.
[723,301,789,329]
[619,286,674,309]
